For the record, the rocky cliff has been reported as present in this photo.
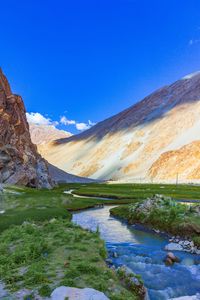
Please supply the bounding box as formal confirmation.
[0,68,53,188]
[39,71,200,183]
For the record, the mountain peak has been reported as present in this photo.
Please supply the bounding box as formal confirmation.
[181,71,200,80]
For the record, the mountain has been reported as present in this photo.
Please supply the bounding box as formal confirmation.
[29,123,71,145]
[0,69,53,188]
[39,71,200,183]
[47,163,96,184]
[28,124,96,183]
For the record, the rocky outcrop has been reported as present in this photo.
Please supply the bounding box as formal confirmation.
[51,286,110,300]
[165,238,200,254]
[0,68,53,188]
[117,266,147,299]
[38,71,200,183]
[149,141,200,181]
[129,194,171,215]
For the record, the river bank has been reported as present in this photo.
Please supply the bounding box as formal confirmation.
[1,183,200,299]
[0,184,143,299]
[72,205,200,300]
[110,194,200,252]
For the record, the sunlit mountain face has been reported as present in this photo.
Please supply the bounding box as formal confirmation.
[39,72,200,183]
[29,123,72,145]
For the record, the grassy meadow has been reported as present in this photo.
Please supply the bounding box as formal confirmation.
[0,182,200,299]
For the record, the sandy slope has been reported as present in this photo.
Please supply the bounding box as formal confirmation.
[38,72,200,183]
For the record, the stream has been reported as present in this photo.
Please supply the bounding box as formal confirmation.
[72,205,200,300]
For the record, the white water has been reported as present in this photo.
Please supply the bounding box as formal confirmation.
[72,206,200,300]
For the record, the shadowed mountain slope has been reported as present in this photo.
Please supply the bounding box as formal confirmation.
[38,72,200,183]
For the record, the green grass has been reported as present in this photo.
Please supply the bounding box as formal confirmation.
[72,182,200,201]
[0,219,138,299]
[1,182,200,298]
[0,207,70,232]
[110,199,200,247]
[0,184,127,232]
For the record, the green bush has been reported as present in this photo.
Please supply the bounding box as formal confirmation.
[39,284,52,297]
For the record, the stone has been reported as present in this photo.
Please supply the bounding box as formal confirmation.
[113,252,118,258]
[117,266,147,298]
[164,257,173,266]
[164,252,180,265]
[193,205,200,215]
[51,286,110,300]
[105,258,113,265]
[130,276,140,286]
[0,68,53,188]
[165,243,183,251]
[170,294,200,300]
[130,194,174,216]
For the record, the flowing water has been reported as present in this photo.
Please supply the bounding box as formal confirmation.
[72,205,200,300]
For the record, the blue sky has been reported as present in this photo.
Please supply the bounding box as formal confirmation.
[1,0,200,133]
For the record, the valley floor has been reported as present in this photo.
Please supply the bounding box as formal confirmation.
[1,183,200,299]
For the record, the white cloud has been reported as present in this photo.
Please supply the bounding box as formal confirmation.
[60,116,76,125]
[75,120,96,131]
[88,120,96,126]
[60,115,96,131]
[27,112,96,132]
[189,39,200,46]
[189,39,194,46]
[26,112,53,125]
[76,122,90,131]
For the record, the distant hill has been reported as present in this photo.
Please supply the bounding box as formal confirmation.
[48,163,96,184]
[29,123,71,145]
[28,115,97,183]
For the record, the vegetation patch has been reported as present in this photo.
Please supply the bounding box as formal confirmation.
[110,194,200,247]
[71,183,200,202]
[0,184,142,299]
[2,183,200,298]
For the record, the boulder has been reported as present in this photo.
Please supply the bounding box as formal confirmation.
[193,205,200,215]
[164,243,183,251]
[167,252,180,262]
[117,266,147,299]
[164,252,180,265]
[51,286,110,300]
[131,194,173,216]
[164,257,173,266]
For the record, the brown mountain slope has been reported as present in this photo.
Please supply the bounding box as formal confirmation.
[38,71,200,183]
[0,69,53,188]
[149,141,200,181]
[29,123,71,145]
